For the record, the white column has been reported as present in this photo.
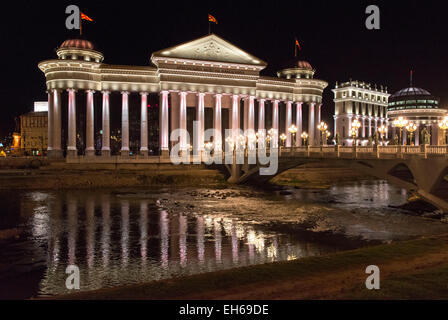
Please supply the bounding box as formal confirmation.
[333,115,338,141]
[86,90,95,156]
[286,101,292,147]
[368,117,372,137]
[160,90,169,156]
[52,89,62,156]
[348,115,353,143]
[101,91,110,156]
[272,100,279,131]
[121,91,130,156]
[362,117,366,138]
[67,89,77,157]
[296,102,303,146]
[374,118,378,136]
[195,92,205,153]
[140,92,148,156]
[231,94,239,139]
[415,124,420,146]
[47,91,53,152]
[179,91,188,150]
[258,99,265,131]
[214,94,222,151]
[317,104,322,145]
[318,104,322,126]
[243,97,249,131]
[248,96,255,131]
[309,103,315,146]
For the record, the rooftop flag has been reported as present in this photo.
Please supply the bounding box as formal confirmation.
[295,38,301,57]
[208,14,218,24]
[81,12,93,21]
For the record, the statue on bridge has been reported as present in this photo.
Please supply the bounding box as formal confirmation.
[421,127,431,145]
[392,134,399,145]
[373,132,379,146]
[367,136,373,146]
[335,133,340,146]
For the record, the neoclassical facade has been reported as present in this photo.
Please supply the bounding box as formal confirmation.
[38,34,328,159]
[333,80,390,146]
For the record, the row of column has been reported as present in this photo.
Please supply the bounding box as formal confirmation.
[47,89,323,157]
[47,89,150,157]
[167,91,323,152]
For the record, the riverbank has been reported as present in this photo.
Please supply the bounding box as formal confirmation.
[0,159,371,190]
[271,162,373,189]
[52,234,448,300]
[0,163,227,190]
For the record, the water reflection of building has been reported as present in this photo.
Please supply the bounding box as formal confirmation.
[31,192,324,295]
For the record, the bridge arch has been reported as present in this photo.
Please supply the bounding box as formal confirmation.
[387,163,417,186]
[431,166,448,202]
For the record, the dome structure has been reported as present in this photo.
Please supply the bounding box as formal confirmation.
[56,38,104,62]
[277,57,315,79]
[388,86,439,111]
[59,39,95,50]
[387,83,446,145]
[389,87,431,99]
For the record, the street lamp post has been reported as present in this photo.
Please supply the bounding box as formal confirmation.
[301,132,308,146]
[280,133,287,147]
[439,116,448,145]
[317,121,328,146]
[393,116,408,146]
[406,122,417,146]
[351,119,361,146]
[288,124,298,147]
[378,125,387,146]
[326,130,331,145]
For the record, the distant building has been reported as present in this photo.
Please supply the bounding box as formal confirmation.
[388,86,447,145]
[333,80,390,146]
[20,102,48,156]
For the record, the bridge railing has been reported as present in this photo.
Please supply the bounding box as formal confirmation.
[278,144,447,160]
[426,145,448,155]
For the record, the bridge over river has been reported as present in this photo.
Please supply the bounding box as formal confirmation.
[66,144,448,212]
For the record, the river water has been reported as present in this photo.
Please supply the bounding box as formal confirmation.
[1,180,448,298]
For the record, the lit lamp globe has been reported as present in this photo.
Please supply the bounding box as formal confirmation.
[317,121,328,145]
[378,125,387,145]
[301,132,309,146]
[393,116,408,145]
[405,122,417,146]
[288,124,298,146]
[280,133,287,147]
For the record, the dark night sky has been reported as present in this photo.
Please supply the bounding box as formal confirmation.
[1,0,448,136]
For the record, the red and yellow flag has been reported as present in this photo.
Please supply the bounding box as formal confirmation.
[295,38,301,51]
[81,12,93,22]
[208,14,217,24]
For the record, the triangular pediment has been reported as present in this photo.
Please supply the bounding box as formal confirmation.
[152,34,267,67]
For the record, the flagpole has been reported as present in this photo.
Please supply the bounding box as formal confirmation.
[80,12,82,36]
[208,21,211,35]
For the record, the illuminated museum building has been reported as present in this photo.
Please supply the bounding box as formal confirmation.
[38,35,328,158]
[20,102,49,156]
[388,86,447,145]
[332,80,390,146]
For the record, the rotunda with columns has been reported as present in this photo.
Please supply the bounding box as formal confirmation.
[38,34,328,160]
[388,86,447,145]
